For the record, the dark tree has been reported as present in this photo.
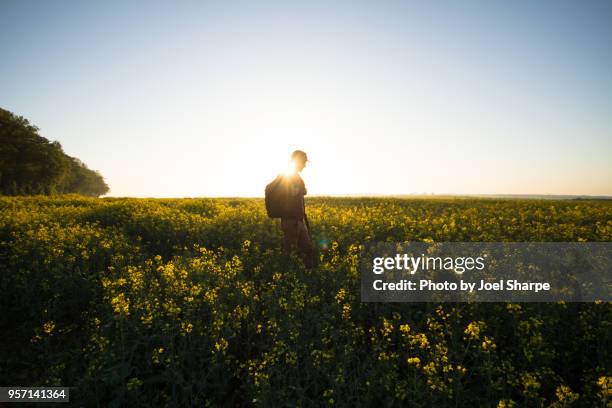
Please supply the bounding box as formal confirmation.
[0,108,109,196]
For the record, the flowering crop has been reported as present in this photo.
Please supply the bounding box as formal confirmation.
[0,195,610,406]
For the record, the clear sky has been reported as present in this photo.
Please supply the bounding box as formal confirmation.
[2,0,611,197]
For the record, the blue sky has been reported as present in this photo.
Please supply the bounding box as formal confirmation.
[1,0,611,196]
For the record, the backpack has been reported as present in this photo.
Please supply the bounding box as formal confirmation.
[265,175,292,218]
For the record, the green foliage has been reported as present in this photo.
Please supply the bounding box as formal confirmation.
[0,108,109,196]
[0,196,610,406]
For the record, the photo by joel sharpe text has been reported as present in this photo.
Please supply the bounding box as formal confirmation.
[371,278,551,293]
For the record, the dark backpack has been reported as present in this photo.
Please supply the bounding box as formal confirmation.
[265,175,292,218]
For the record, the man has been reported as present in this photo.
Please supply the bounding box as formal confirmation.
[280,150,315,268]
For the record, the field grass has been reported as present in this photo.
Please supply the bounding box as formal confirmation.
[1,195,611,406]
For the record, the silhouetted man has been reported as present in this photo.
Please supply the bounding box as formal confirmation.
[281,150,315,268]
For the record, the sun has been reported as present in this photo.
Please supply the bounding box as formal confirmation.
[284,161,297,177]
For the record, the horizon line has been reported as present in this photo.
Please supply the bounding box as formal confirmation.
[99,193,612,200]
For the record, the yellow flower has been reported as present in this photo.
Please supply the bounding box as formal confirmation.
[42,321,55,335]
[521,372,541,398]
[335,288,346,304]
[111,293,130,316]
[342,304,351,320]
[214,338,229,354]
[423,361,436,376]
[554,385,578,403]
[482,336,496,352]
[407,357,421,367]
[464,321,485,340]
[382,318,394,337]
[409,333,430,349]
[597,376,611,399]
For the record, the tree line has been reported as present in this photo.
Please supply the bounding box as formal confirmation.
[0,108,109,196]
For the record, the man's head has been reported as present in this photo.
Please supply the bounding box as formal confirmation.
[290,150,308,172]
